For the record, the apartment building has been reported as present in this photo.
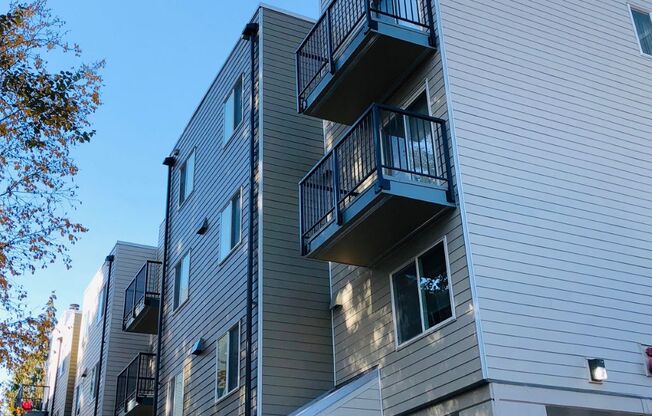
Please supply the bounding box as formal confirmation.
[291,0,652,416]
[120,5,334,416]
[73,241,158,416]
[43,304,82,416]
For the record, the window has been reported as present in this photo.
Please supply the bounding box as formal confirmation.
[179,151,195,205]
[223,76,243,142]
[216,325,240,401]
[90,362,100,400]
[631,7,652,55]
[96,286,105,325]
[168,373,184,416]
[173,253,190,309]
[391,239,454,345]
[219,190,242,261]
[58,357,68,377]
[74,385,81,415]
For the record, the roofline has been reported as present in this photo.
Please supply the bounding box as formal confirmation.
[259,3,316,23]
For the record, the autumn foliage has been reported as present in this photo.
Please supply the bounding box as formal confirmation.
[0,0,103,403]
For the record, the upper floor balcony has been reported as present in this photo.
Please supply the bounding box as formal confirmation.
[114,353,155,416]
[15,385,49,416]
[296,0,436,124]
[299,103,454,266]
[123,261,161,335]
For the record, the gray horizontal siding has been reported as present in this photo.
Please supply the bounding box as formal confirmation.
[261,7,334,416]
[439,0,652,399]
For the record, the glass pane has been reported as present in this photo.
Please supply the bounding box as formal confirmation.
[234,79,243,128]
[418,242,452,329]
[216,334,228,399]
[179,163,187,204]
[224,91,235,141]
[175,255,189,307]
[184,152,195,200]
[392,262,423,344]
[220,202,232,260]
[632,9,652,55]
[173,373,183,416]
[227,326,239,391]
[381,111,410,177]
[406,93,438,181]
[230,194,241,249]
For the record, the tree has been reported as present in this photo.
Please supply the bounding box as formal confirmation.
[0,0,102,376]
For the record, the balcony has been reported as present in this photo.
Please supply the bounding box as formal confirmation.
[15,385,49,416]
[299,104,454,266]
[296,0,436,124]
[114,353,155,416]
[123,261,161,334]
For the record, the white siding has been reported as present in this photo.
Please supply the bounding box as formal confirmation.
[438,0,652,399]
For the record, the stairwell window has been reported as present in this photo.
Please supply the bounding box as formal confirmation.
[179,150,195,206]
[216,324,240,401]
[173,253,190,310]
[223,76,243,144]
[168,372,184,416]
[390,238,455,346]
[631,6,652,55]
[219,190,242,261]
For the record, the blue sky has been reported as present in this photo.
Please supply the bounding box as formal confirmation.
[18,1,318,318]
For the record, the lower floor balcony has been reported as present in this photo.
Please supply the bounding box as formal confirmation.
[15,385,49,416]
[114,353,155,416]
[123,261,161,335]
[300,103,454,266]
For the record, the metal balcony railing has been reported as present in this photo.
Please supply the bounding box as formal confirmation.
[122,261,161,330]
[299,103,452,253]
[14,385,49,413]
[296,0,434,112]
[114,353,155,416]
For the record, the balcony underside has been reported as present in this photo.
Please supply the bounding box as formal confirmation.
[122,398,152,416]
[303,22,433,125]
[123,298,158,335]
[305,179,453,266]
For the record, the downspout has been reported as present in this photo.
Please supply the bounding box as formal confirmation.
[242,20,259,416]
[153,155,176,416]
[49,336,63,414]
[93,254,114,416]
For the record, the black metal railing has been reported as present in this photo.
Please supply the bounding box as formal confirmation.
[14,385,49,412]
[114,353,155,416]
[123,261,161,329]
[296,0,434,112]
[299,103,452,252]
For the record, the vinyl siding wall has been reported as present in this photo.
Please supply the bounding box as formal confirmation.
[321,16,483,416]
[155,16,256,415]
[260,8,334,416]
[46,308,82,416]
[438,0,652,399]
[74,242,157,416]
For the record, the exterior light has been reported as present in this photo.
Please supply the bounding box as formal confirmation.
[588,358,607,383]
[645,347,652,376]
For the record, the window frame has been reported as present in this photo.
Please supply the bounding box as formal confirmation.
[629,4,652,57]
[178,150,196,207]
[96,285,105,326]
[218,189,243,263]
[223,74,245,145]
[389,236,456,349]
[173,252,191,311]
[215,322,241,403]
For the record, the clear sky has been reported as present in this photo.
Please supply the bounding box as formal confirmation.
[16,0,319,320]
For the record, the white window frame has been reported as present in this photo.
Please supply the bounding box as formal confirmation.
[215,322,241,403]
[219,189,243,263]
[168,372,184,416]
[223,74,245,145]
[173,252,191,311]
[629,4,652,57]
[96,285,105,326]
[389,236,456,349]
[178,150,196,207]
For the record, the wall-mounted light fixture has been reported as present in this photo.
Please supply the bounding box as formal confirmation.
[587,358,607,383]
[196,218,209,235]
[190,338,205,356]
[644,347,652,376]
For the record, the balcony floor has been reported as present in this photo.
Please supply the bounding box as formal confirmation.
[123,298,159,335]
[305,178,453,266]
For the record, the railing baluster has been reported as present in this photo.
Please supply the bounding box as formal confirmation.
[332,151,342,225]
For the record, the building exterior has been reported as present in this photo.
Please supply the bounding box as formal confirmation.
[73,241,158,416]
[132,5,333,416]
[292,0,652,416]
[44,304,82,416]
